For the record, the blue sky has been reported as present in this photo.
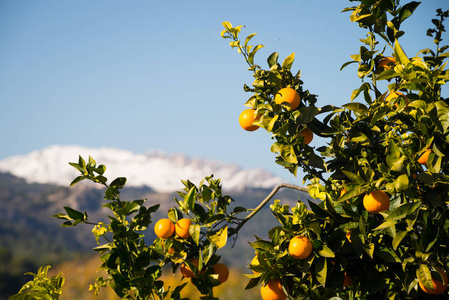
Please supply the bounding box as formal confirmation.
[0,0,447,183]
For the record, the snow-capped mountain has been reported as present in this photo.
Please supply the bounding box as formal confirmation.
[0,145,286,192]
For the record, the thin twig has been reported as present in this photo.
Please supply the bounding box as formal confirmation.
[230,183,308,236]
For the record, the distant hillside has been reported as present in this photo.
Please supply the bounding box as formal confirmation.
[0,171,311,298]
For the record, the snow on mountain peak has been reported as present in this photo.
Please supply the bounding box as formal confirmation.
[0,145,286,192]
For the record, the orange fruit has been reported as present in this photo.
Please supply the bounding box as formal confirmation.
[377,57,396,70]
[288,236,313,259]
[363,190,390,214]
[239,108,260,131]
[212,263,229,283]
[154,218,175,239]
[260,279,287,300]
[383,91,409,108]
[343,272,353,287]
[300,127,314,145]
[419,267,448,295]
[274,87,300,110]
[175,218,192,239]
[180,258,200,278]
[418,149,432,166]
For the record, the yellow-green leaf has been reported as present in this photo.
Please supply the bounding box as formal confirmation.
[209,226,228,249]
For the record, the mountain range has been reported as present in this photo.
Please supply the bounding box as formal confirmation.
[0,145,287,192]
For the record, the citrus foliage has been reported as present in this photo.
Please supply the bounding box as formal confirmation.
[9,266,64,300]
[222,0,449,299]
[50,155,248,299]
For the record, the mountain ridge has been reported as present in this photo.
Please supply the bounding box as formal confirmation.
[0,145,288,193]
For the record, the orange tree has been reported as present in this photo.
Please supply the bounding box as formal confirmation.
[221,0,449,299]
[10,1,449,300]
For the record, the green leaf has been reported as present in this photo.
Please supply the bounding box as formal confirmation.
[184,187,197,212]
[394,174,409,192]
[222,21,232,30]
[435,101,449,133]
[282,52,295,71]
[190,224,201,246]
[208,226,228,249]
[387,201,421,221]
[299,107,320,123]
[318,245,335,258]
[245,277,261,290]
[338,186,367,203]
[68,162,87,175]
[421,225,439,252]
[416,264,433,291]
[340,60,359,71]
[250,240,275,252]
[363,243,375,259]
[70,176,85,186]
[350,131,369,143]
[342,170,364,184]
[392,230,408,250]
[280,144,298,164]
[248,44,264,65]
[110,177,126,188]
[350,13,372,22]
[350,82,370,101]
[78,155,86,169]
[375,246,400,263]
[342,102,368,114]
[267,52,279,68]
[64,207,86,221]
[244,33,257,47]
[373,219,397,231]
[398,1,420,23]
[394,39,410,64]
[314,258,327,287]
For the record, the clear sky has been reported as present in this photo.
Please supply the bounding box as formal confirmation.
[0,0,447,184]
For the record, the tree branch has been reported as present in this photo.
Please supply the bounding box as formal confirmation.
[230,183,308,236]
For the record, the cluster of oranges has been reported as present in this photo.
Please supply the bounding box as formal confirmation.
[238,87,314,145]
[154,217,229,285]
[154,218,193,239]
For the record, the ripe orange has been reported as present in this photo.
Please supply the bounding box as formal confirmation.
[175,218,192,239]
[274,87,300,110]
[377,57,396,70]
[418,149,432,166]
[154,218,175,239]
[212,263,229,283]
[343,272,353,287]
[300,127,313,145]
[180,258,200,278]
[419,268,448,295]
[363,190,390,214]
[239,108,260,131]
[288,236,313,259]
[383,91,409,107]
[260,279,287,300]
